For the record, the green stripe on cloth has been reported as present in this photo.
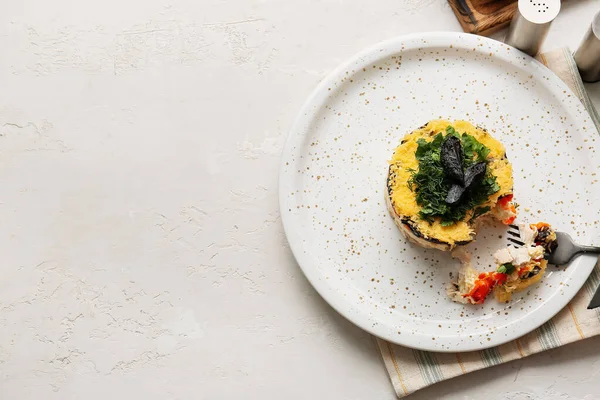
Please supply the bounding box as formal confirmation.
[480,347,502,367]
[412,350,444,385]
[561,48,600,131]
[537,319,562,350]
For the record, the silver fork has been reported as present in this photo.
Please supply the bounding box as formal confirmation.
[507,224,600,309]
[507,225,600,265]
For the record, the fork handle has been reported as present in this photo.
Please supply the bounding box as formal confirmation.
[579,245,600,254]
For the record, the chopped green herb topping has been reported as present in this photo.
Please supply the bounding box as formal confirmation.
[408,126,500,225]
[471,206,491,221]
[497,263,515,275]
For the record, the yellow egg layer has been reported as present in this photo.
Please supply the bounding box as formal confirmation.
[388,119,513,245]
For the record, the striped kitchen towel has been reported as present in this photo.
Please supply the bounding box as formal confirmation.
[376,47,600,398]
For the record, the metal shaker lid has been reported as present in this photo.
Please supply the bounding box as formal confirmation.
[518,0,560,24]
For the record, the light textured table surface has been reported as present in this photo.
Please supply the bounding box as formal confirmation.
[1,1,600,399]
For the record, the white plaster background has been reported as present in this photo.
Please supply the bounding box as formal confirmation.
[1,0,600,399]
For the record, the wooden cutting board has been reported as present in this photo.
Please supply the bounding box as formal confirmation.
[448,0,518,36]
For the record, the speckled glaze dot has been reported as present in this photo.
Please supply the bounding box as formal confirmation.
[279,33,600,352]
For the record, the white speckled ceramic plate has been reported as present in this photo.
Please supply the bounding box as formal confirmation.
[279,32,600,352]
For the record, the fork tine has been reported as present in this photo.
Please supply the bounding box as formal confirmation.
[508,237,525,246]
[507,223,524,247]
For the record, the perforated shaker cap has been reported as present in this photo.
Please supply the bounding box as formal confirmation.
[518,0,561,24]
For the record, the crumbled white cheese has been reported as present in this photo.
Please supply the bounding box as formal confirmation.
[446,283,471,304]
[528,245,545,260]
[446,263,479,304]
[494,244,541,267]
[493,247,514,264]
[519,223,537,246]
[509,247,531,265]
[451,247,472,264]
